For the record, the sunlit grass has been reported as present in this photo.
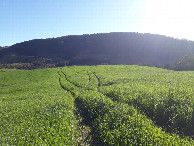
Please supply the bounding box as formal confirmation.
[1,65,194,145]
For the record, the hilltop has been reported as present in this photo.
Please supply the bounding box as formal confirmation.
[0,32,194,66]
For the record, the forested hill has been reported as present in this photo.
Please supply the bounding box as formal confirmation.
[1,32,194,66]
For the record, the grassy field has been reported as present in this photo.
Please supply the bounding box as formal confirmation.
[0,65,193,145]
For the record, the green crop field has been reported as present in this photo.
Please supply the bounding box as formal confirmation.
[0,65,194,145]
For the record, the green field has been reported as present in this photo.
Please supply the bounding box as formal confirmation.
[0,65,194,145]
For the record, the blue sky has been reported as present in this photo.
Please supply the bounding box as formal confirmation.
[1,0,194,46]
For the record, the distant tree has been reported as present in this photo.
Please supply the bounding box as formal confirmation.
[32,58,51,68]
[64,60,69,66]
[56,60,69,67]
[174,55,194,71]
[163,64,174,70]
[31,58,55,69]
[101,62,109,65]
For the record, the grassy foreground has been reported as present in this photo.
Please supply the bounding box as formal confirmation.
[0,65,193,145]
[0,69,78,145]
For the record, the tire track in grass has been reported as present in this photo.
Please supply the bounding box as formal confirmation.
[73,69,194,144]
[60,70,176,145]
[61,70,83,88]
[62,69,93,90]
[93,72,118,100]
[84,71,91,89]
[58,71,75,96]
[92,72,194,140]
[92,71,170,135]
[93,72,101,92]
[86,72,194,145]
[85,71,99,91]
[61,68,94,91]
[58,69,92,145]
[87,71,91,82]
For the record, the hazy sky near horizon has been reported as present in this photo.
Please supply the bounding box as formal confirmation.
[1,0,194,46]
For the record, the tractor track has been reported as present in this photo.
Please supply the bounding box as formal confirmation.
[93,72,101,92]
[61,70,83,88]
[58,69,92,145]
[58,71,75,96]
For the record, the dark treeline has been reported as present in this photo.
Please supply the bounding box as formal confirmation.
[164,54,194,71]
[0,32,194,68]
[0,58,56,70]
[0,46,4,50]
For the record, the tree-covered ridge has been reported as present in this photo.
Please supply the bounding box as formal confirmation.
[0,32,194,66]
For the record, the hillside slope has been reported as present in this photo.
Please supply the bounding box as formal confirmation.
[0,32,194,65]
